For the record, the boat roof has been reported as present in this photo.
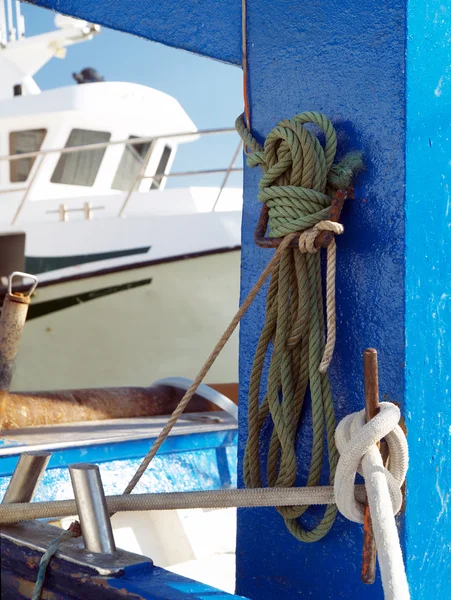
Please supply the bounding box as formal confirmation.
[0,81,197,136]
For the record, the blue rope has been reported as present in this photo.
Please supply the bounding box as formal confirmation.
[32,521,81,600]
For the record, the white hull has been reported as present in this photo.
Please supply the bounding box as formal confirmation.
[11,249,241,391]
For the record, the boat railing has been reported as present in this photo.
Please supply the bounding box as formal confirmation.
[0,0,25,46]
[0,127,243,224]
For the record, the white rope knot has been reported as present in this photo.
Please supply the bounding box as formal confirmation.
[298,220,344,373]
[298,219,344,254]
[334,402,408,524]
[334,402,410,599]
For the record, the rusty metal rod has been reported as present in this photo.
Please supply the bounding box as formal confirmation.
[0,273,38,423]
[361,348,380,584]
[0,382,238,429]
[254,188,353,249]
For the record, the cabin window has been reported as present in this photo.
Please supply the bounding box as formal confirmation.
[9,129,47,182]
[51,129,111,186]
[150,145,172,189]
[112,136,152,191]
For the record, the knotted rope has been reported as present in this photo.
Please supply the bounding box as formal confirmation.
[335,403,409,599]
[236,111,363,542]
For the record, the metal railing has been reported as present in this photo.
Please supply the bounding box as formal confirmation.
[0,128,243,224]
[0,0,24,46]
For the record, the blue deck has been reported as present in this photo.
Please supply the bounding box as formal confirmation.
[0,428,238,500]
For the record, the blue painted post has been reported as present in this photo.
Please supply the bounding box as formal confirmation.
[27,1,451,598]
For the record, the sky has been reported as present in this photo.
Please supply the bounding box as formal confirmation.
[20,3,243,188]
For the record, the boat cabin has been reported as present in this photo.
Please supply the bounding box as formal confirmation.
[0,81,197,206]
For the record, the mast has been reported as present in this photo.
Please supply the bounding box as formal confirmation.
[0,5,100,99]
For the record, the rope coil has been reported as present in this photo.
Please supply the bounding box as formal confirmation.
[236,111,363,542]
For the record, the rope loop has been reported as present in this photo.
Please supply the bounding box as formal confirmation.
[334,402,408,524]
[298,220,344,254]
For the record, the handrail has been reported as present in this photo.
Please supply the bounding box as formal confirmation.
[11,155,44,225]
[142,167,243,180]
[212,141,242,212]
[2,126,242,224]
[0,127,237,163]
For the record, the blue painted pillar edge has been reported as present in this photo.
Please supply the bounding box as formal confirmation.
[405,1,451,597]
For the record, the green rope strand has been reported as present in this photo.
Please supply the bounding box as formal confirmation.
[236,111,363,542]
[32,522,81,599]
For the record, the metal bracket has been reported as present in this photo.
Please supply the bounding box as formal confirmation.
[254,187,353,248]
[0,520,153,576]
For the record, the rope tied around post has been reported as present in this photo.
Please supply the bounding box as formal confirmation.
[335,403,409,600]
[236,111,364,542]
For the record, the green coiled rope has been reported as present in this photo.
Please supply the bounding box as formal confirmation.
[236,111,363,542]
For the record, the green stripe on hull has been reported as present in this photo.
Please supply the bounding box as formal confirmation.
[25,246,151,274]
[28,278,152,320]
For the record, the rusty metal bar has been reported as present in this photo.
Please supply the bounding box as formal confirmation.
[361,348,380,584]
[254,188,353,248]
[2,452,51,504]
[1,381,238,429]
[0,273,37,398]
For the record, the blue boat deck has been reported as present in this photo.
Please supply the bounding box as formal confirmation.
[0,412,238,500]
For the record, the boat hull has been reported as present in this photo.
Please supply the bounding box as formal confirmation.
[10,248,241,390]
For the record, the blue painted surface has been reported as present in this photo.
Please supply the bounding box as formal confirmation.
[236,2,407,598]
[27,0,241,65]
[0,430,237,476]
[1,531,246,599]
[0,431,237,500]
[17,0,451,598]
[107,566,247,599]
[405,1,451,596]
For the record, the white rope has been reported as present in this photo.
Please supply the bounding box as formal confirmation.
[298,219,344,373]
[335,402,409,600]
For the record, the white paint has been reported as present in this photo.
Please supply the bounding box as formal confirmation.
[434,76,444,96]
[11,249,241,390]
[0,12,100,99]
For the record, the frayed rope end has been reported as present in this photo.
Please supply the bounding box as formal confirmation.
[327,151,365,190]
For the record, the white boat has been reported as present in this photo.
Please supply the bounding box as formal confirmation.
[0,11,242,391]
